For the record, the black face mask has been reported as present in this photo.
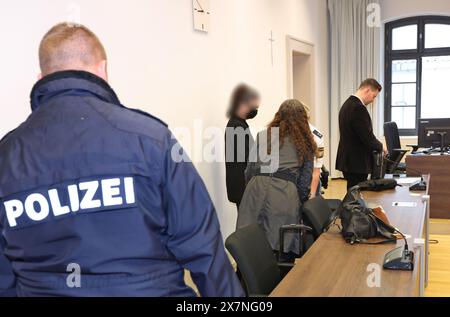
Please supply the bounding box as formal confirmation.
[246,109,258,120]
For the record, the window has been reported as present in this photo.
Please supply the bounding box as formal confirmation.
[385,16,450,136]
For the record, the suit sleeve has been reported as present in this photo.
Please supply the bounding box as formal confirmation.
[0,230,16,297]
[351,106,383,153]
[162,135,245,297]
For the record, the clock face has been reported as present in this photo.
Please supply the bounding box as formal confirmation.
[192,0,210,32]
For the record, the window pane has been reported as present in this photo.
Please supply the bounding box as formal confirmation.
[392,60,417,83]
[392,25,418,50]
[425,24,450,49]
[392,107,416,129]
[392,83,416,106]
[421,56,450,118]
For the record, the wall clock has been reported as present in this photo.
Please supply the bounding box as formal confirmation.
[193,0,210,33]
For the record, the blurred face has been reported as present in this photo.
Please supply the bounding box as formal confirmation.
[238,97,260,119]
[246,98,260,111]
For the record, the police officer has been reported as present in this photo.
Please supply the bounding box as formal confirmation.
[0,23,244,297]
[302,103,325,197]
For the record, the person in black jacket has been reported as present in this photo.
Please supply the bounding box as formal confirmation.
[336,79,387,189]
[225,84,260,210]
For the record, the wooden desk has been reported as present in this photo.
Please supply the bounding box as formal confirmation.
[270,184,430,297]
[406,154,450,219]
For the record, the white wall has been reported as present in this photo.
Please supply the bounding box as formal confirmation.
[0,0,329,239]
[381,0,450,22]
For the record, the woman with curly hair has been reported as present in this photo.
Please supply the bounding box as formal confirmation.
[237,99,317,259]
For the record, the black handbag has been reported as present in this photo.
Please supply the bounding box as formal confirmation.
[338,187,397,245]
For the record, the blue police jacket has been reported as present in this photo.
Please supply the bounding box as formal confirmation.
[0,70,244,297]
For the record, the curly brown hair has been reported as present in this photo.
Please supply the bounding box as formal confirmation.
[268,99,318,165]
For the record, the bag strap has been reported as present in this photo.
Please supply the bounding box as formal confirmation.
[352,237,397,245]
[347,235,397,245]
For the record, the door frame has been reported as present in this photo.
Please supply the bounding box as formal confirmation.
[286,35,315,116]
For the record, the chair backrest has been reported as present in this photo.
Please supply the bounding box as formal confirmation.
[384,122,402,159]
[225,225,281,296]
[302,196,334,240]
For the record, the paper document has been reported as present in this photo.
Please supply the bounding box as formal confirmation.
[395,178,422,185]
[392,202,417,208]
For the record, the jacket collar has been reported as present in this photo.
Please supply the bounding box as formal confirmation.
[231,115,248,125]
[351,94,366,106]
[30,70,121,111]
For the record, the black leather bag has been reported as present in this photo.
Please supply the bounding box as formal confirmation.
[338,187,397,245]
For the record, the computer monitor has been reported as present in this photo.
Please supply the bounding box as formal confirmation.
[418,118,450,149]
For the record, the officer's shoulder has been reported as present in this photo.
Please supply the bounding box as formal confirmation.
[0,129,17,147]
[95,102,170,144]
[126,107,168,128]
[119,106,169,139]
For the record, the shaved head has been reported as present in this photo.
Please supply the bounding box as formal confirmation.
[39,23,107,78]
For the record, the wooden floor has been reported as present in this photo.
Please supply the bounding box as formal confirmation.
[325,179,450,297]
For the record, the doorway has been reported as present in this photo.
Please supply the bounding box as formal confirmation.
[286,36,315,122]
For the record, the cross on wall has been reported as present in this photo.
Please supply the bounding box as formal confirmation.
[269,31,275,66]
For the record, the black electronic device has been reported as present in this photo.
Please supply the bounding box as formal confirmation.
[383,247,414,271]
[418,118,450,155]
[383,229,414,271]
[410,181,427,192]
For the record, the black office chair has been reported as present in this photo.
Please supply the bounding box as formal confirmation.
[302,196,336,241]
[225,224,283,297]
[384,122,418,173]
[225,223,312,296]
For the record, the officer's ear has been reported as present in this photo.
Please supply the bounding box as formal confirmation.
[94,60,108,82]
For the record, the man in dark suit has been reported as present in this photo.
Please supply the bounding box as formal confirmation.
[336,79,387,189]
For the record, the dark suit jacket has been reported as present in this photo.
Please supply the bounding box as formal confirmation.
[336,96,383,174]
[225,117,254,205]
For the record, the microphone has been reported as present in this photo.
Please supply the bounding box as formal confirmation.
[394,227,410,252]
[377,211,411,253]
[382,219,415,271]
